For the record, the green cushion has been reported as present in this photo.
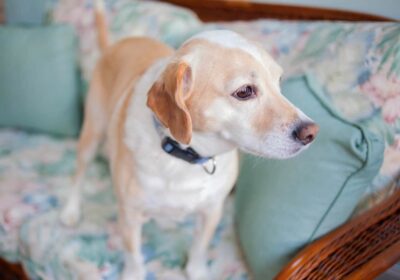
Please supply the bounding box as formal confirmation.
[235,74,384,280]
[4,0,47,26]
[0,25,81,137]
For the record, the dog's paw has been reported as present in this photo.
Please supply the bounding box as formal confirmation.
[185,261,209,280]
[60,199,81,227]
[120,266,145,280]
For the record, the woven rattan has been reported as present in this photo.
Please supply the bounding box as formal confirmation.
[276,186,400,280]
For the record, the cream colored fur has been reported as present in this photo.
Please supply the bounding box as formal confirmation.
[60,2,318,280]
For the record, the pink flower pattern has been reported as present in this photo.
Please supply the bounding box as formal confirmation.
[361,73,400,124]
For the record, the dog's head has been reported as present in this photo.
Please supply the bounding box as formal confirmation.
[147,30,318,159]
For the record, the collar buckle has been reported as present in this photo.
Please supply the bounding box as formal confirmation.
[161,137,217,175]
[155,115,217,175]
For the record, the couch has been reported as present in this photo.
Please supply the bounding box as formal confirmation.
[0,0,399,279]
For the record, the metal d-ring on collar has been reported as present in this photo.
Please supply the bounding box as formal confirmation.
[153,116,217,175]
[202,157,216,175]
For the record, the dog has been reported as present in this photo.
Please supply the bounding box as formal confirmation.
[60,1,319,279]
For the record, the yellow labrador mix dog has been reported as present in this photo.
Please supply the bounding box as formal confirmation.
[61,1,319,279]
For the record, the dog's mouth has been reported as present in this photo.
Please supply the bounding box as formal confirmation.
[240,140,307,160]
[284,145,307,158]
[244,121,318,159]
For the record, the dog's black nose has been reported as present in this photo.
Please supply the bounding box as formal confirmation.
[292,122,319,145]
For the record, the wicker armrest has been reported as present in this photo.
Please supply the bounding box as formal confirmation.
[275,187,400,280]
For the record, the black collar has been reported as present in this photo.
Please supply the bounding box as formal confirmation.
[152,116,216,174]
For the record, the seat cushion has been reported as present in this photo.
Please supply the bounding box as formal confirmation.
[0,25,81,137]
[0,129,248,279]
[235,74,384,280]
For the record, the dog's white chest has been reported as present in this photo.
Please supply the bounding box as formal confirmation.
[131,140,236,218]
[124,116,236,217]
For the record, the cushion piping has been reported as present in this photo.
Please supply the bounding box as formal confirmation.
[302,73,373,243]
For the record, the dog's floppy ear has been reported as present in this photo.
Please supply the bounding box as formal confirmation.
[147,62,193,145]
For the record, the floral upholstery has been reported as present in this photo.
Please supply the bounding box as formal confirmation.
[51,0,201,82]
[0,130,247,279]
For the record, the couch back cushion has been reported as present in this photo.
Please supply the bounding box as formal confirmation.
[4,0,47,25]
[0,25,81,137]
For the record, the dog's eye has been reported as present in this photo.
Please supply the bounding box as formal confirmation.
[232,85,257,100]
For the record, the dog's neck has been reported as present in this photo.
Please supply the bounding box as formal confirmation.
[127,56,238,168]
[188,131,237,157]
[144,57,237,160]
[152,115,237,160]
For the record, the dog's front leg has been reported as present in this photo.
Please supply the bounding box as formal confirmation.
[119,208,145,280]
[186,203,223,280]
